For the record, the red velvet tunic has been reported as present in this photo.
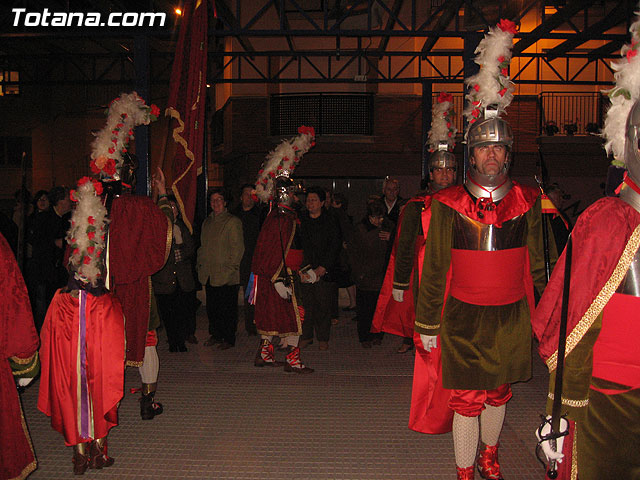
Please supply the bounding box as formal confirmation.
[252,209,303,336]
[107,195,171,366]
[0,233,39,480]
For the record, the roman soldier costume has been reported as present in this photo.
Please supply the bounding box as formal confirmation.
[414,20,551,480]
[251,126,315,373]
[535,16,640,479]
[38,93,169,475]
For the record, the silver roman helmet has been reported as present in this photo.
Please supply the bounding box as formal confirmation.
[274,173,296,210]
[430,142,458,171]
[462,18,518,196]
[467,110,514,189]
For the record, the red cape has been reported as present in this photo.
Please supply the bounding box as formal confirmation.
[0,233,39,480]
[372,196,431,337]
[38,291,125,446]
[371,194,454,434]
[108,196,171,365]
[534,197,640,359]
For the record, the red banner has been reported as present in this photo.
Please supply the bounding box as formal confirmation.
[166,0,208,233]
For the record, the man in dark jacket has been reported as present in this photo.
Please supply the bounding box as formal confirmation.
[152,196,196,352]
[233,184,263,336]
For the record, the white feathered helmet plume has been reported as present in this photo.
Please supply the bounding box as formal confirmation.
[67,178,108,287]
[255,126,316,202]
[90,92,160,180]
[464,19,518,131]
[428,92,457,152]
[603,9,640,168]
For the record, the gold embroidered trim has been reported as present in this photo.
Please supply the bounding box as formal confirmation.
[547,392,589,408]
[13,403,37,480]
[547,223,640,371]
[166,106,197,234]
[392,281,410,288]
[12,352,38,376]
[571,422,578,480]
[162,215,173,264]
[10,352,36,365]
[271,219,296,284]
[415,321,439,330]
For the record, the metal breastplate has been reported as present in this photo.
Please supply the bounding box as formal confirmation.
[617,247,640,296]
[616,186,640,296]
[453,213,527,251]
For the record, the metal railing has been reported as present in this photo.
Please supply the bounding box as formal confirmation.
[539,92,604,136]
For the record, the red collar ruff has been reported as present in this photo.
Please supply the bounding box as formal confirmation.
[433,182,539,227]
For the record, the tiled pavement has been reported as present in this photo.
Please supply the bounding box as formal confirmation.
[21,302,549,479]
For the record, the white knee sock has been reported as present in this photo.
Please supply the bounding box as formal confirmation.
[453,412,479,468]
[480,403,506,447]
[261,335,273,342]
[139,346,159,384]
[286,335,299,347]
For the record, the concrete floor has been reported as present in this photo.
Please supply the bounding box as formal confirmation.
[20,302,550,479]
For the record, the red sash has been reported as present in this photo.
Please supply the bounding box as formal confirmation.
[286,248,303,272]
[592,293,640,393]
[449,247,528,305]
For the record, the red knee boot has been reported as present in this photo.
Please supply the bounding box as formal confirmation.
[477,444,504,480]
[456,465,475,480]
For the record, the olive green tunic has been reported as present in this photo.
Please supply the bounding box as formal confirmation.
[415,197,549,390]
[393,199,426,300]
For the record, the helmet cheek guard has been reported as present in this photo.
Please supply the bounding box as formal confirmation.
[625,100,640,186]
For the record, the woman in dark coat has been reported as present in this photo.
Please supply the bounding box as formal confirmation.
[348,200,392,347]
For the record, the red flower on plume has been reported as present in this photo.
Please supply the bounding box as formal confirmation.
[472,108,481,118]
[150,104,161,117]
[438,92,453,104]
[627,48,638,62]
[498,87,508,97]
[497,19,517,34]
[72,248,79,256]
[88,216,95,225]
[87,246,95,255]
[90,159,101,174]
[473,84,480,92]
[103,158,116,176]
[501,68,509,77]
[297,125,315,137]
[87,231,96,240]
[70,190,77,202]
[498,56,505,63]
[78,176,92,186]
[93,181,103,196]
[83,256,91,265]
